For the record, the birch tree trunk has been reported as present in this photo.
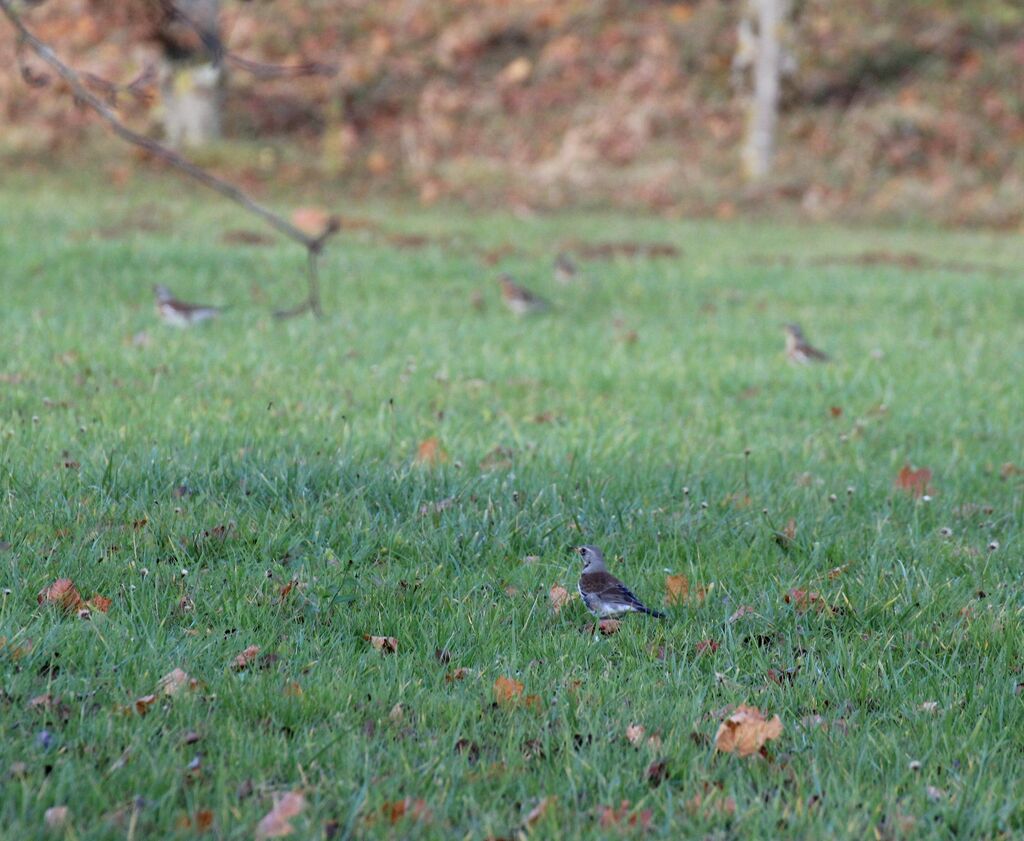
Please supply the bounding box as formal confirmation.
[158,0,223,148]
[738,0,791,181]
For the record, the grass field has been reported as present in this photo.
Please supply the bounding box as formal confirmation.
[1,169,1023,840]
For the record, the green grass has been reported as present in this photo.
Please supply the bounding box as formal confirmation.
[1,168,1023,840]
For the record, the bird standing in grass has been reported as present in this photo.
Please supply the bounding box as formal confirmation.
[576,545,665,623]
[784,323,829,364]
[498,273,549,316]
[553,252,579,285]
[153,284,223,327]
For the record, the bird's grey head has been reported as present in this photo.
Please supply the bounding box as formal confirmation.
[577,545,606,573]
[784,323,804,339]
[153,284,172,302]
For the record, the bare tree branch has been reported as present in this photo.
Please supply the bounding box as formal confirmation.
[0,0,337,318]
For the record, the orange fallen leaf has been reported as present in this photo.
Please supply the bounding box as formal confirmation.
[493,676,524,705]
[134,694,157,715]
[714,704,783,757]
[665,574,689,606]
[598,618,622,635]
[382,798,431,825]
[87,595,112,613]
[784,588,831,614]
[695,639,719,655]
[37,579,83,613]
[415,437,448,465]
[364,635,398,654]
[159,667,196,697]
[896,464,933,498]
[549,584,571,613]
[597,801,653,830]
[284,681,303,697]
[233,645,261,670]
[255,791,305,839]
[178,809,214,832]
[445,667,468,682]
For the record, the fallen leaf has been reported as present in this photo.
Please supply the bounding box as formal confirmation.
[646,758,668,786]
[896,464,933,498]
[829,406,843,418]
[695,639,719,655]
[233,645,261,670]
[625,724,645,745]
[597,801,653,830]
[665,574,689,606]
[381,798,431,825]
[714,704,783,757]
[583,618,623,636]
[524,796,554,827]
[446,668,468,682]
[549,584,571,613]
[454,738,479,762]
[159,668,196,697]
[784,588,831,614]
[493,676,524,705]
[134,694,157,715]
[364,635,398,654]
[44,806,69,830]
[415,437,448,465]
[255,791,305,839]
[37,579,83,613]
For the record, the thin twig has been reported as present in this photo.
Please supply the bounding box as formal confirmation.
[0,0,337,318]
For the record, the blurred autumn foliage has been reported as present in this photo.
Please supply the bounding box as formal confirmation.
[3,0,1024,225]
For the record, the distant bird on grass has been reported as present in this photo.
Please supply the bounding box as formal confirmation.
[498,273,549,316]
[784,323,829,364]
[553,252,579,285]
[576,546,665,629]
[153,284,222,327]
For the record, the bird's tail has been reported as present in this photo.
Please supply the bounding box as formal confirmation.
[642,607,666,619]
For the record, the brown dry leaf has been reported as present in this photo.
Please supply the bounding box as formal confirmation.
[446,667,468,682]
[255,791,305,839]
[999,462,1023,479]
[86,595,112,613]
[364,635,399,654]
[784,588,831,615]
[714,704,783,757]
[549,584,571,613]
[583,618,623,636]
[283,681,303,697]
[382,798,431,825]
[665,574,689,606]
[695,639,719,655]
[646,758,668,786]
[37,579,83,613]
[233,645,261,670]
[29,693,57,712]
[44,806,69,830]
[415,437,448,466]
[134,694,157,715]
[597,801,653,830]
[159,668,197,697]
[493,676,524,705]
[524,796,554,827]
[625,723,645,745]
[896,464,933,498]
[827,564,849,580]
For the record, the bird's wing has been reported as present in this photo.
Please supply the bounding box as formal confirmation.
[803,343,829,361]
[581,573,648,610]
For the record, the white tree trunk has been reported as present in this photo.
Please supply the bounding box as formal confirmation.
[740,0,790,181]
[161,62,224,148]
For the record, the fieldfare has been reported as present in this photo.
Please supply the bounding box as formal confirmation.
[498,273,549,316]
[154,284,223,327]
[576,545,665,620]
[784,323,829,364]
[553,252,579,285]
